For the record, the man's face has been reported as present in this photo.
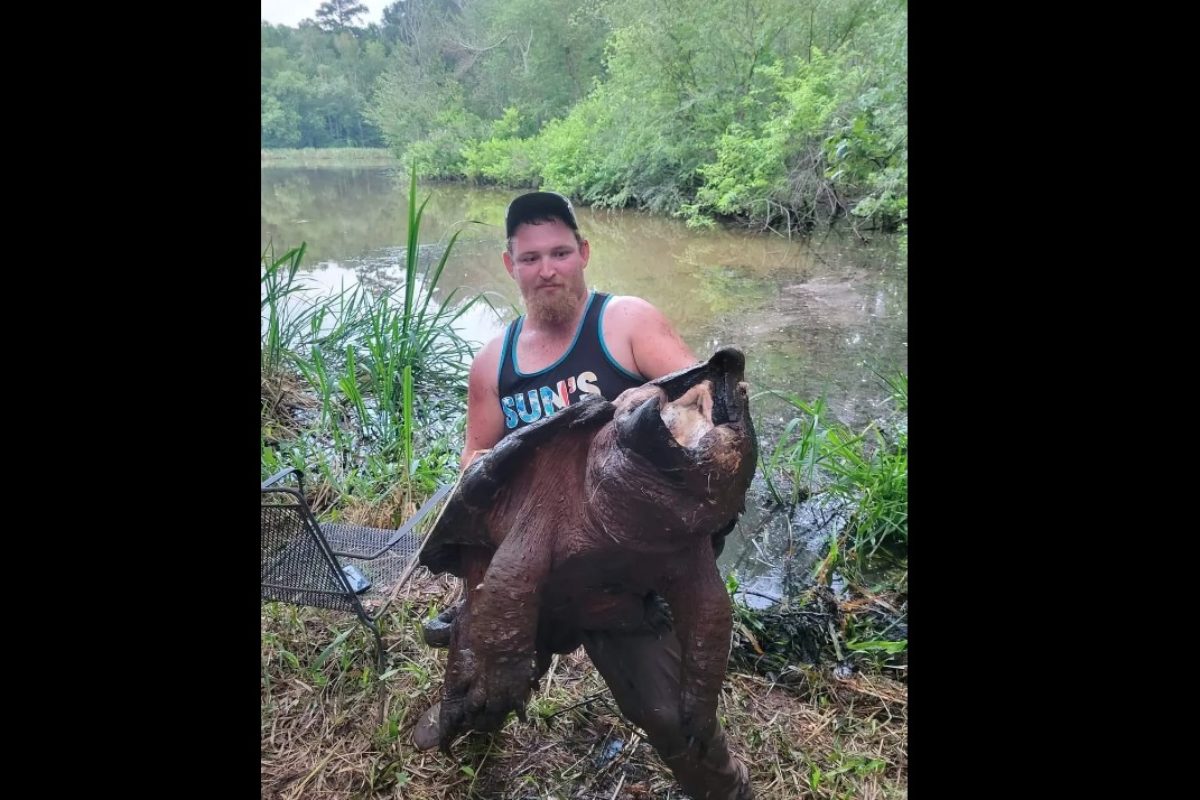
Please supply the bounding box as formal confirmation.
[503,218,590,326]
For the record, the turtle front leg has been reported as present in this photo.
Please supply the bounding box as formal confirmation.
[460,516,554,733]
[660,540,733,745]
[437,548,489,751]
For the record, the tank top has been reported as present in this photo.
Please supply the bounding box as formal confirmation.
[496,291,645,437]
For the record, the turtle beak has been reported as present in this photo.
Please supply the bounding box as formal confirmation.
[704,348,748,428]
[614,380,722,469]
[615,347,755,469]
[654,347,749,427]
[616,391,680,457]
[613,388,705,479]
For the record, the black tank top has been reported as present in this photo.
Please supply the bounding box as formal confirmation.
[496,291,645,437]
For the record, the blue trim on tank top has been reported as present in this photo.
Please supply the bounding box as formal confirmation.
[512,290,597,378]
[597,294,645,382]
[497,320,513,387]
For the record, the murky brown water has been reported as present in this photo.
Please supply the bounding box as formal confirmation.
[262,166,908,598]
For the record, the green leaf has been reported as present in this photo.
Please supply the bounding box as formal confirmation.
[846,639,907,654]
[315,626,357,668]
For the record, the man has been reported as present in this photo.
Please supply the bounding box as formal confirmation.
[460,190,695,467]
[417,191,753,800]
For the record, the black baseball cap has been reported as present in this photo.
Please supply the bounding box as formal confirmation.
[504,191,579,238]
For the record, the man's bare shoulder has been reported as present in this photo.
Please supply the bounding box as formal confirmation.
[469,335,505,392]
[602,295,673,337]
[603,295,696,379]
[605,294,659,318]
[473,334,505,363]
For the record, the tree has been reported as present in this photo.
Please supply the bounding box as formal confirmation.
[315,0,369,32]
[381,1,422,44]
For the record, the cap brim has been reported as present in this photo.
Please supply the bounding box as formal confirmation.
[505,192,578,237]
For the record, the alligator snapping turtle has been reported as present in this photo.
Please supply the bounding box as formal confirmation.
[418,347,757,751]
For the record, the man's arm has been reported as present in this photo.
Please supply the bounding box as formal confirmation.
[602,296,697,380]
[461,336,506,470]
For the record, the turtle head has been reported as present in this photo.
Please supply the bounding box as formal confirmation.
[613,348,757,499]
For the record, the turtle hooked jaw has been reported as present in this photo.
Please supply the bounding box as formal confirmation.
[614,348,753,468]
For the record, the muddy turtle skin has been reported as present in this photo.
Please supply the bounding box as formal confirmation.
[419,347,757,751]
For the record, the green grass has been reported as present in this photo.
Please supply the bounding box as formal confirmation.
[759,369,908,578]
[261,164,489,514]
[262,577,908,800]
